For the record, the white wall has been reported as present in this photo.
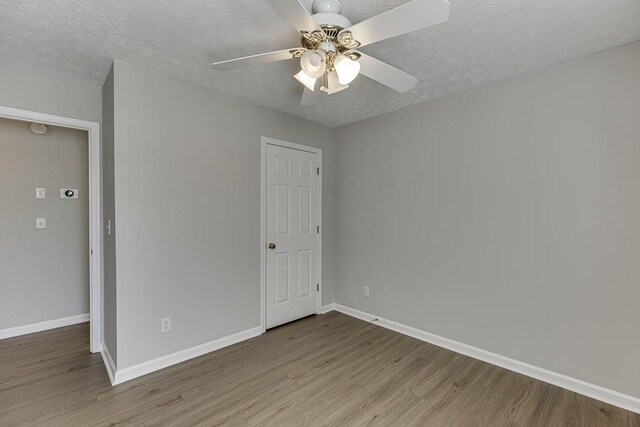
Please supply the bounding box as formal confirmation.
[0,117,89,329]
[0,64,101,124]
[110,61,335,369]
[334,41,640,399]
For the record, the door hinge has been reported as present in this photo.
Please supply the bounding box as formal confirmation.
[317,284,320,292]
[317,167,320,175]
[317,225,320,234]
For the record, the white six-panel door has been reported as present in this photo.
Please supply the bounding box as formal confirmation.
[265,143,319,329]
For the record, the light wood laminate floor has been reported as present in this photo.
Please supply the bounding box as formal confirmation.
[1,311,638,426]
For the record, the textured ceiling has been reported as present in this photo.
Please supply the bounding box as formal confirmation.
[1,0,639,127]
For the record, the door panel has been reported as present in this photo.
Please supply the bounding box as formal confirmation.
[266,144,319,328]
[297,249,311,299]
[274,252,290,305]
[298,186,311,234]
[275,185,290,236]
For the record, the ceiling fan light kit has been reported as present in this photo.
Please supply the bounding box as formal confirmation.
[334,53,360,85]
[300,49,327,79]
[322,70,349,94]
[294,69,318,91]
[212,0,451,104]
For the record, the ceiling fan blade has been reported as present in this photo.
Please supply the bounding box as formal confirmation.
[266,0,319,32]
[358,53,418,93]
[212,48,299,71]
[344,0,450,47]
[301,87,318,105]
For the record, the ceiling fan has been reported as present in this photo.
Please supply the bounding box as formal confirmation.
[211,0,450,105]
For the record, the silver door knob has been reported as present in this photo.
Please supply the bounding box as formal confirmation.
[268,243,276,250]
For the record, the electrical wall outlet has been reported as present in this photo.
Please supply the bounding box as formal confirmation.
[363,286,370,297]
[161,317,171,333]
[35,188,46,199]
[36,218,46,229]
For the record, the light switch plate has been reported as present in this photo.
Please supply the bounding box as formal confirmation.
[60,188,78,199]
[36,218,46,229]
[35,188,46,199]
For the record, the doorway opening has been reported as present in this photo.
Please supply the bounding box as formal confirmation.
[0,106,101,353]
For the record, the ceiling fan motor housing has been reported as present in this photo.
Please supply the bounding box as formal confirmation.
[312,0,352,29]
[312,0,342,14]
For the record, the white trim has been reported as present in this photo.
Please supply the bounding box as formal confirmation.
[101,344,117,385]
[0,105,102,353]
[320,303,336,314]
[327,304,640,415]
[0,313,89,340]
[260,140,266,333]
[111,326,263,385]
[331,304,376,322]
[260,137,323,332]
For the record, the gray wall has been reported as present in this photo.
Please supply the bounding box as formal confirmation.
[334,41,640,399]
[0,117,89,329]
[102,65,117,362]
[111,61,335,369]
[0,64,101,124]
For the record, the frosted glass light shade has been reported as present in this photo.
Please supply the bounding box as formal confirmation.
[325,70,348,94]
[334,54,360,85]
[294,70,317,91]
[300,49,326,79]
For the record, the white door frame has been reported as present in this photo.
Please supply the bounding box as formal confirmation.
[260,136,322,332]
[0,105,102,353]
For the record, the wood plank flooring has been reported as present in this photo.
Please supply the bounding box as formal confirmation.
[1,311,638,426]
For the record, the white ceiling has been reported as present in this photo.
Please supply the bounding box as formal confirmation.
[1,0,639,127]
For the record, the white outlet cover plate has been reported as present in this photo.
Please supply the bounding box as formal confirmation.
[161,317,171,333]
[60,188,78,199]
[36,218,46,229]
[35,188,46,199]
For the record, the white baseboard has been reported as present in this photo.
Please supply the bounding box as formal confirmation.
[328,304,640,415]
[320,303,336,314]
[0,313,89,340]
[101,343,117,384]
[111,326,263,385]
